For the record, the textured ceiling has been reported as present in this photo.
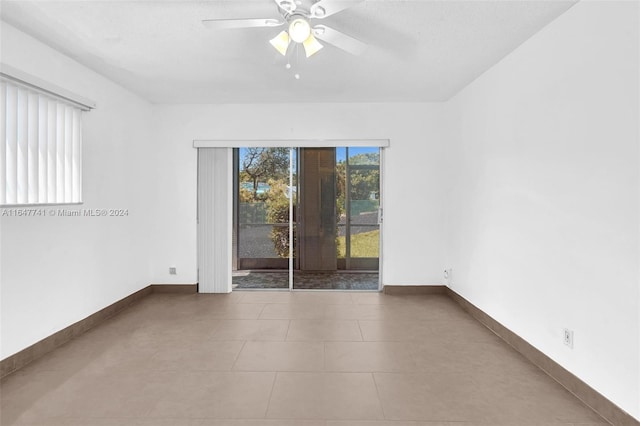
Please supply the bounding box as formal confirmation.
[0,0,576,103]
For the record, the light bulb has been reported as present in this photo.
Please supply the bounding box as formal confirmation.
[294,73,300,80]
[289,18,311,43]
[285,63,291,69]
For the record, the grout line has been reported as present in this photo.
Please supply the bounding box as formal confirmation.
[229,340,248,371]
[349,292,358,305]
[264,371,279,419]
[257,303,268,318]
[356,320,365,341]
[323,340,327,371]
[371,372,388,420]
[284,319,292,341]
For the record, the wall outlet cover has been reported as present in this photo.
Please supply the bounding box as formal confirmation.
[563,328,573,348]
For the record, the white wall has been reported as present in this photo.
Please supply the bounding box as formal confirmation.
[444,1,639,419]
[2,2,638,420]
[0,23,154,359]
[150,103,448,287]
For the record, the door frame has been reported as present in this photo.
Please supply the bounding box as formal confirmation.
[195,139,389,293]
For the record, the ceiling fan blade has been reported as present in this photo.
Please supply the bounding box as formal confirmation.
[273,0,297,14]
[312,25,366,55]
[202,18,284,30]
[310,0,364,19]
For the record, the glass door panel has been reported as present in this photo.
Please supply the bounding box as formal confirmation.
[232,147,292,289]
[347,147,380,267]
[293,146,380,290]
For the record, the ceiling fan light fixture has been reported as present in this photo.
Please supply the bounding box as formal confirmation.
[302,34,323,57]
[269,31,290,56]
[313,6,326,18]
[289,18,311,43]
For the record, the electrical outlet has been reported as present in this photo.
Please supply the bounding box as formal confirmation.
[563,328,573,348]
[169,267,177,275]
[444,268,452,284]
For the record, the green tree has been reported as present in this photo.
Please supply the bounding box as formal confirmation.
[241,148,289,200]
[336,152,379,206]
[349,152,379,166]
[265,179,295,258]
[350,169,379,201]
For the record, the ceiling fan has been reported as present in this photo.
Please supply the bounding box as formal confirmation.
[202,0,367,58]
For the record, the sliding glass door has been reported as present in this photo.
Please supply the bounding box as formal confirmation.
[233,148,292,289]
[337,147,380,271]
[231,146,380,291]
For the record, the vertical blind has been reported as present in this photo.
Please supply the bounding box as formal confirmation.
[1,80,82,205]
[197,148,233,293]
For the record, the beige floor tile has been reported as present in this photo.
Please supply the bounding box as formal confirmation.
[1,291,607,426]
[5,370,165,423]
[189,292,245,305]
[350,293,445,306]
[259,303,325,319]
[373,372,480,421]
[122,317,222,345]
[327,422,420,426]
[350,292,438,305]
[190,421,325,426]
[410,340,537,375]
[324,304,388,320]
[78,342,159,374]
[286,319,363,341]
[210,320,290,341]
[144,294,243,318]
[412,423,607,426]
[470,372,607,424]
[325,342,418,372]
[380,302,470,322]
[342,422,555,426]
[149,371,275,418]
[349,292,390,305]
[358,320,434,342]
[359,319,497,343]
[147,340,245,371]
[196,303,267,320]
[267,372,384,420]
[427,318,500,342]
[374,371,606,424]
[19,338,108,373]
[238,292,294,304]
[233,341,324,371]
[1,370,75,425]
[8,418,193,426]
[292,292,354,305]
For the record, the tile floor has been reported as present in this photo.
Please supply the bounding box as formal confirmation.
[1,291,608,426]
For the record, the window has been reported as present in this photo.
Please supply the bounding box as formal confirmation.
[1,71,91,206]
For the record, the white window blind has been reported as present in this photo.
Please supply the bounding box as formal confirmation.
[1,80,83,205]
[197,148,233,293]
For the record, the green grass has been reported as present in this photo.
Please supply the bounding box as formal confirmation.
[337,229,380,258]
